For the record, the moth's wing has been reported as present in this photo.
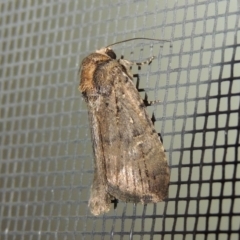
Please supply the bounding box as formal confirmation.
[86,60,123,215]
[89,61,170,206]
[87,109,114,216]
[110,70,169,203]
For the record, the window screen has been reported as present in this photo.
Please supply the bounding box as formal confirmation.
[1,0,240,239]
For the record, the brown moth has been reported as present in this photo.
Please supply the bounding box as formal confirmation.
[79,38,170,215]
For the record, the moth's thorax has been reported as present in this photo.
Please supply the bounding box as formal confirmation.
[79,51,112,94]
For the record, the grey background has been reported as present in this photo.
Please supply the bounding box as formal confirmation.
[1,0,240,239]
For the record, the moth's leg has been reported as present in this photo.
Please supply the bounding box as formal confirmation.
[143,99,161,106]
[132,56,155,66]
[118,56,155,79]
[135,57,160,106]
[143,92,161,106]
[119,57,160,106]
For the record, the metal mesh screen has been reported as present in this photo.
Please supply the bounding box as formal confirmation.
[1,0,240,239]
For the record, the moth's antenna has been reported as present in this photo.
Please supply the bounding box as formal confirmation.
[106,37,170,48]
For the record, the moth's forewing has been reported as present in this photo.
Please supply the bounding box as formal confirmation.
[80,48,170,215]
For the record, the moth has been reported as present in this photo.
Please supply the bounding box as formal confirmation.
[79,38,170,215]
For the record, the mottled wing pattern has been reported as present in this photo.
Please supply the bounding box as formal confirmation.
[80,50,170,215]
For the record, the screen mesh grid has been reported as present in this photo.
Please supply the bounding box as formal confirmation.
[1,0,240,239]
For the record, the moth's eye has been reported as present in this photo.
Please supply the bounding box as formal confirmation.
[105,48,116,59]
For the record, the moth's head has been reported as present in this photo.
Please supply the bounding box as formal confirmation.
[96,47,117,59]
